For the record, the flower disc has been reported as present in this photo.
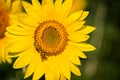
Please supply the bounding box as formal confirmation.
[34,20,68,57]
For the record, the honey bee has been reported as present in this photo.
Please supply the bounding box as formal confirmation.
[40,52,47,61]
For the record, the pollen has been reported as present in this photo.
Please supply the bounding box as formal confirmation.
[0,4,9,38]
[34,20,68,58]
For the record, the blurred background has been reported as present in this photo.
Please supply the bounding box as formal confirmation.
[0,0,120,80]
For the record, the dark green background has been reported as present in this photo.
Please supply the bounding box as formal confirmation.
[0,0,120,80]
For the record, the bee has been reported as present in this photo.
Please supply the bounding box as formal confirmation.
[40,52,47,61]
[34,42,48,61]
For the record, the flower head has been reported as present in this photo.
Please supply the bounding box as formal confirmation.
[6,0,96,79]
[0,0,22,64]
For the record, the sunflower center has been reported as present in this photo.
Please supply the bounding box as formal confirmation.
[0,4,9,38]
[42,27,60,48]
[34,20,68,58]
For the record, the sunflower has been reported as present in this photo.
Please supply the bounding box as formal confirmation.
[6,0,96,80]
[0,0,22,64]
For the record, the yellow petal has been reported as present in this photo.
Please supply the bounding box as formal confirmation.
[0,58,2,64]
[61,0,73,18]
[13,46,35,69]
[9,38,33,52]
[68,32,89,42]
[45,59,60,80]
[32,0,41,10]
[41,0,55,20]
[65,21,85,33]
[22,1,42,23]
[0,39,5,63]
[31,0,43,22]
[0,40,9,63]
[33,62,44,80]
[41,0,47,5]
[24,58,37,78]
[10,15,23,25]
[5,32,16,38]
[42,0,53,5]
[55,0,62,12]
[68,41,87,58]
[55,0,62,10]
[5,0,11,11]
[7,36,33,45]
[68,41,96,51]
[79,26,96,34]
[9,15,36,30]
[55,0,72,22]
[70,0,87,13]
[63,45,81,65]
[69,62,81,76]
[59,54,71,79]
[0,38,7,63]
[54,0,63,22]
[0,47,6,63]
[63,10,83,25]
[4,43,12,63]
[25,51,41,78]
[18,13,39,27]
[79,11,89,20]
[42,0,53,6]
[22,1,34,16]
[5,32,33,40]
[6,25,33,36]
[60,74,66,80]
[2,52,12,64]
[8,51,23,58]
[6,56,12,63]
[11,0,22,14]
